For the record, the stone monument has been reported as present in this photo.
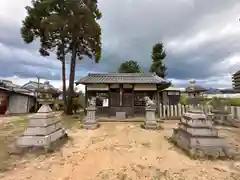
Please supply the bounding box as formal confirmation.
[209,97,233,126]
[171,80,233,159]
[141,96,162,130]
[83,96,100,130]
[16,81,67,152]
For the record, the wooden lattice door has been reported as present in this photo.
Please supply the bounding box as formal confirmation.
[123,92,133,107]
[110,92,120,107]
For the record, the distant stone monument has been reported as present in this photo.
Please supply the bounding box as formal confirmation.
[141,96,162,130]
[210,98,233,126]
[83,96,100,130]
[16,81,67,152]
[171,79,235,159]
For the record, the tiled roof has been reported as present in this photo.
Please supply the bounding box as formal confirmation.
[77,73,169,84]
[22,81,61,93]
[0,83,35,97]
[22,81,55,89]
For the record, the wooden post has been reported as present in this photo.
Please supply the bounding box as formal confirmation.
[132,84,135,117]
[157,85,160,118]
[108,84,111,117]
[84,85,88,115]
[120,84,123,108]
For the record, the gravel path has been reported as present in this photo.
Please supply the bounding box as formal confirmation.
[0,122,240,180]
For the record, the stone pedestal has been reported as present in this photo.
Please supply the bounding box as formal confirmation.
[171,109,232,159]
[141,107,162,130]
[16,104,67,151]
[83,107,100,130]
[211,109,234,126]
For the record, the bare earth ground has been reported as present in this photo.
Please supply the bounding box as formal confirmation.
[0,116,240,180]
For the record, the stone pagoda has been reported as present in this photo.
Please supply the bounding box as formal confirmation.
[16,81,67,151]
[171,80,231,158]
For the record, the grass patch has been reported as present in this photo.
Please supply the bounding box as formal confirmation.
[61,113,84,130]
[0,117,27,172]
[0,113,84,172]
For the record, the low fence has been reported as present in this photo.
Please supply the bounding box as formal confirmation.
[159,104,240,119]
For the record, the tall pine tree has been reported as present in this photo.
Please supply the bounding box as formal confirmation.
[149,42,167,78]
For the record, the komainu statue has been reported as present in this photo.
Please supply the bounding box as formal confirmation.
[144,96,156,108]
[88,97,96,107]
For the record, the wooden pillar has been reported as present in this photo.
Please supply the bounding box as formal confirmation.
[157,85,160,118]
[120,84,123,108]
[84,85,88,115]
[108,84,111,117]
[132,84,135,117]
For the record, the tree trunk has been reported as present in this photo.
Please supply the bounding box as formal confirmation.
[59,40,67,114]
[66,44,77,115]
[61,57,67,113]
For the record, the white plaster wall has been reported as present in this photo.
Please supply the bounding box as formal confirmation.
[8,94,30,114]
[162,91,169,105]
[134,84,157,90]
[110,84,119,88]
[87,84,109,90]
[27,97,35,112]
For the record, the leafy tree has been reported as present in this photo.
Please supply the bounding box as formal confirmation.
[118,60,141,73]
[21,0,69,113]
[149,42,167,78]
[64,0,102,114]
[21,0,102,114]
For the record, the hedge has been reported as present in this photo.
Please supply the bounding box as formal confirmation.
[179,96,240,106]
[54,96,86,110]
[228,98,240,106]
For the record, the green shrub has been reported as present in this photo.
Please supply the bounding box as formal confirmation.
[54,100,64,110]
[228,98,240,106]
[54,96,86,110]
[73,96,85,108]
[179,96,240,106]
[179,96,211,105]
[180,96,188,105]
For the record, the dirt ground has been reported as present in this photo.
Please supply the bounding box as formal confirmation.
[0,118,240,180]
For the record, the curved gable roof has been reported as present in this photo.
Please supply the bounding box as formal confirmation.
[77,73,169,85]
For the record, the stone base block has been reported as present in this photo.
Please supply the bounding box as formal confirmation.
[171,129,231,159]
[24,121,63,136]
[178,124,218,137]
[181,117,213,127]
[184,111,206,120]
[17,128,66,147]
[32,112,56,119]
[28,117,60,127]
[83,122,100,130]
[141,122,163,130]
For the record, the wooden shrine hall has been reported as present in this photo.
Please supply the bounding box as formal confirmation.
[76,73,170,118]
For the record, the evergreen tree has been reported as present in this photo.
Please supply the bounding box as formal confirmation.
[118,60,141,73]
[21,0,102,114]
[149,42,167,78]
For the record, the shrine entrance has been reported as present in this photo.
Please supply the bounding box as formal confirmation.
[79,73,171,119]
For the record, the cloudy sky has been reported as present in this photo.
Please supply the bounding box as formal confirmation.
[1,0,240,90]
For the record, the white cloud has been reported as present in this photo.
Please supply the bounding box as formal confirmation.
[170,74,233,89]
[0,0,30,24]
[0,0,240,89]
